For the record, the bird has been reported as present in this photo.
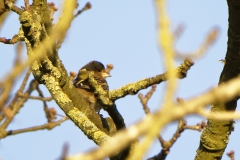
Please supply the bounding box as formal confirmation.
[73,61,111,113]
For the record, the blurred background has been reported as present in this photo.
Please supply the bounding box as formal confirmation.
[0,0,236,159]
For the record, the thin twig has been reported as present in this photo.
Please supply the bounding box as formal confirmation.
[36,85,54,122]
[48,2,58,22]
[18,93,53,101]
[5,116,68,138]
[0,80,38,130]
[0,43,25,113]
[148,103,206,159]
[176,27,219,59]
[24,0,30,11]
[227,150,235,160]
[0,68,32,123]
[138,85,157,114]
[184,120,207,131]
[74,2,92,18]
[173,23,185,41]
[66,73,240,160]
[59,143,69,160]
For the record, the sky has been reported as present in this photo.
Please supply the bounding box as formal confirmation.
[0,0,238,160]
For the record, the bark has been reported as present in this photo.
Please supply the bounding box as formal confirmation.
[195,1,240,159]
[2,0,194,159]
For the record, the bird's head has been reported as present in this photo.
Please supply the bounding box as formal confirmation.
[82,61,111,79]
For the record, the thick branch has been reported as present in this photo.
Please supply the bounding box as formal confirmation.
[109,58,194,101]
[10,0,118,145]
[41,74,111,145]
[87,71,129,159]
[67,76,240,160]
[195,1,240,159]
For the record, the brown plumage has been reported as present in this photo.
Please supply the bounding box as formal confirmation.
[73,61,110,113]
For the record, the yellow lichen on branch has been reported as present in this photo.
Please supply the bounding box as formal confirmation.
[68,107,110,145]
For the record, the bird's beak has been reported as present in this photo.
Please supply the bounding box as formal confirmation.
[102,72,111,79]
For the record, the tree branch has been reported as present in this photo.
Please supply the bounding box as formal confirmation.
[67,76,240,160]
[18,93,53,102]
[109,58,194,101]
[6,117,68,137]
[195,1,240,159]
[0,80,38,138]
[4,0,23,15]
